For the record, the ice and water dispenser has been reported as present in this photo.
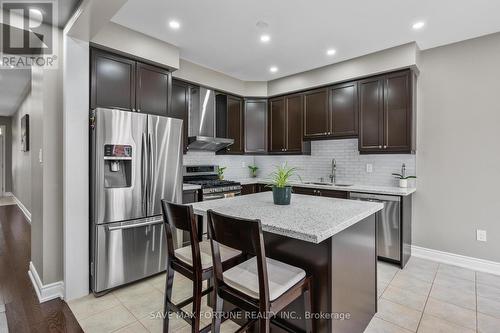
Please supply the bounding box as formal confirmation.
[103,144,133,188]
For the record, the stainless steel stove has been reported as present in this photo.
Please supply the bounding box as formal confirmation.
[184,165,241,200]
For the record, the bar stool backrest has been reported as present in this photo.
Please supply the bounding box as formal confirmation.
[161,200,202,273]
[207,209,270,307]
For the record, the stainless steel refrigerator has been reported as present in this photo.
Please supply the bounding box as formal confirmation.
[90,108,183,294]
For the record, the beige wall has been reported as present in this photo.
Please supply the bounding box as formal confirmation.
[11,94,33,212]
[267,42,419,96]
[415,32,500,262]
[173,59,267,97]
[91,22,180,70]
[11,31,64,285]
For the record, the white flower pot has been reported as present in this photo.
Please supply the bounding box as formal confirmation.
[399,179,408,188]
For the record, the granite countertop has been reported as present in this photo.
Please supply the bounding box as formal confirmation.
[183,183,202,191]
[235,178,416,196]
[190,192,383,243]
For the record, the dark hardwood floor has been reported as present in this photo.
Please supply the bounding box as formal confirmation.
[0,204,83,332]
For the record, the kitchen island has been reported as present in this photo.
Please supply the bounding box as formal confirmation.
[191,192,383,333]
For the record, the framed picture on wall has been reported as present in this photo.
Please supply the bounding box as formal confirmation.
[21,114,29,152]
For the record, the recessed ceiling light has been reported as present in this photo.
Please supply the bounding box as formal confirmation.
[269,66,278,73]
[326,49,336,56]
[412,21,425,30]
[260,34,271,43]
[169,20,180,30]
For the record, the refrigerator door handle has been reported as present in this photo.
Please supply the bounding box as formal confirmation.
[141,133,147,216]
[106,218,163,231]
[148,132,154,213]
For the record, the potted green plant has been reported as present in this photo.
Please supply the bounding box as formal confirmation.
[268,163,298,205]
[248,165,259,178]
[217,166,227,180]
[391,173,416,188]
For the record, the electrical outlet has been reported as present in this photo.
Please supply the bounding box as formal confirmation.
[477,229,487,242]
[366,164,373,173]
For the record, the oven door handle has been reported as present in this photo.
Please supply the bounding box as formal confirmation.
[203,192,241,200]
[107,219,163,231]
[203,193,226,200]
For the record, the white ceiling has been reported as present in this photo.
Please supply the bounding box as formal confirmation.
[112,0,500,81]
[0,69,31,116]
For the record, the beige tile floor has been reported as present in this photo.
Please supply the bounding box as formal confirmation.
[69,257,500,333]
[366,257,500,333]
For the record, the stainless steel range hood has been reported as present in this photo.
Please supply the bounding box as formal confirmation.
[187,86,234,151]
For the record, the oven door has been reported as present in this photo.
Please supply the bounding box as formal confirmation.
[92,217,166,293]
[202,191,241,201]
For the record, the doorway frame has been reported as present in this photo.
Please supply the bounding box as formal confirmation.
[0,125,6,197]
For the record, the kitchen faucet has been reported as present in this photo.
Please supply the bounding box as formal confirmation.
[329,159,336,184]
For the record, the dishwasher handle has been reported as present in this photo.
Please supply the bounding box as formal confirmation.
[349,192,401,202]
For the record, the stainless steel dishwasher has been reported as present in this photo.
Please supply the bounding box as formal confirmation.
[350,192,401,262]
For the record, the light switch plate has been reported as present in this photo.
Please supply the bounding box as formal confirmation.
[477,229,487,242]
[366,164,373,173]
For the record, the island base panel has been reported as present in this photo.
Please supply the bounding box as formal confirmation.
[244,214,376,333]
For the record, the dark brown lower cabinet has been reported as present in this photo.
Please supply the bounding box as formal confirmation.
[256,183,272,192]
[292,186,348,199]
[241,184,257,195]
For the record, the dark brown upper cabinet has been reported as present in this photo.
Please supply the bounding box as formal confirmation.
[216,94,244,154]
[244,99,267,154]
[268,97,286,152]
[329,82,358,137]
[91,48,136,111]
[303,83,358,140]
[359,69,413,153]
[170,79,189,153]
[135,63,171,116]
[303,88,329,139]
[90,47,172,117]
[268,94,310,154]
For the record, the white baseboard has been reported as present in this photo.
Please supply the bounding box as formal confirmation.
[412,245,500,275]
[4,192,12,196]
[28,262,65,303]
[12,195,31,223]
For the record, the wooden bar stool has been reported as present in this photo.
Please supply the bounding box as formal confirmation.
[207,209,313,333]
[161,201,243,333]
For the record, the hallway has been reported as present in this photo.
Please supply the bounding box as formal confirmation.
[0,203,82,332]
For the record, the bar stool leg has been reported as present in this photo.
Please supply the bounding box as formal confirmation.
[211,291,223,333]
[163,261,175,332]
[192,278,203,333]
[258,316,270,333]
[304,279,313,333]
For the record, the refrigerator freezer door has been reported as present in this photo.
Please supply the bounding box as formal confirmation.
[147,116,183,216]
[92,217,166,292]
[92,108,148,224]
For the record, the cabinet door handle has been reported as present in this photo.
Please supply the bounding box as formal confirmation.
[132,108,136,112]
[378,145,382,149]
[383,145,387,149]
[137,108,141,112]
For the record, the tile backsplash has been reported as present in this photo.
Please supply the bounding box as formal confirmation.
[183,139,416,187]
[183,151,255,179]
